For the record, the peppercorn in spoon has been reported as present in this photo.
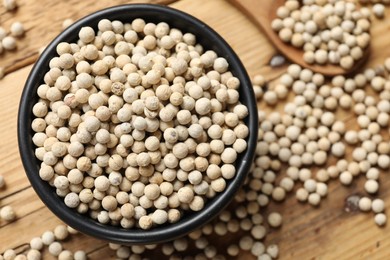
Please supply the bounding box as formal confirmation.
[229,0,370,76]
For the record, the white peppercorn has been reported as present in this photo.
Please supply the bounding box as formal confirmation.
[3,0,17,10]
[48,242,63,256]
[372,199,385,213]
[10,22,24,37]
[375,213,387,226]
[365,179,379,194]
[0,205,16,221]
[267,212,282,228]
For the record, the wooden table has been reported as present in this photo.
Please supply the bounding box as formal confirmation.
[2,0,390,259]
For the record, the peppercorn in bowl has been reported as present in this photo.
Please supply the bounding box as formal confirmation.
[18,4,258,244]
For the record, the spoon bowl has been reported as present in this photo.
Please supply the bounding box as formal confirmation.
[229,0,369,76]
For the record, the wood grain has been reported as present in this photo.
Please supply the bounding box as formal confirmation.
[0,0,176,74]
[2,0,390,259]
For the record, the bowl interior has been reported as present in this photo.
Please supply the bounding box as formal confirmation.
[18,4,258,244]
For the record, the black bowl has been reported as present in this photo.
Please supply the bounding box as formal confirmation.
[18,4,258,245]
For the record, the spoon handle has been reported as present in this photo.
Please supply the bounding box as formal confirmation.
[228,0,275,35]
[228,0,284,60]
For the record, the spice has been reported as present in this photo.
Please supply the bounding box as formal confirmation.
[2,36,16,50]
[26,249,41,260]
[48,242,63,256]
[30,237,43,250]
[74,251,87,260]
[359,197,372,212]
[62,19,74,30]
[41,231,55,246]
[373,4,385,18]
[10,22,24,37]
[3,0,17,11]
[31,18,249,230]
[272,0,370,68]
[371,199,385,213]
[3,250,16,260]
[0,205,16,221]
[5,11,390,256]
[54,225,69,240]
[374,213,387,226]
[365,179,379,194]
[267,212,282,228]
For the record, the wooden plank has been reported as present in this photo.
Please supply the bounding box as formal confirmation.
[0,0,176,74]
[0,187,44,228]
[0,65,32,199]
[1,0,266,258]
[2,0,390,259]
[0,207,62,252]
[87,246,114,259]
[0,206,107,258]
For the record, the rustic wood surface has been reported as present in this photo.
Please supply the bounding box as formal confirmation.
[2,0,390,259]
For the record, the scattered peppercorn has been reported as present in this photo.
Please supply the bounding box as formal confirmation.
[272,0,371,69]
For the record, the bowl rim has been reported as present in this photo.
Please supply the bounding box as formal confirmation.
[18,3,258,245]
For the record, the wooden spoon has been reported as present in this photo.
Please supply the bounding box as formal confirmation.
[229,0,369,76]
